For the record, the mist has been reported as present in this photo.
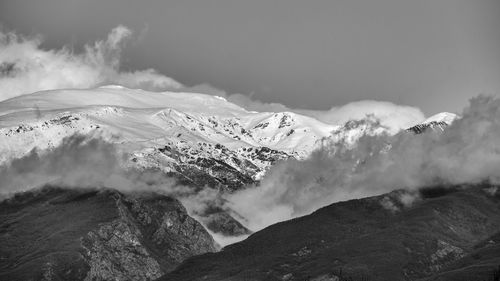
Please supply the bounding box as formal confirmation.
[1,133,160,194]
[225,95,500,231]
[0,132,219,223]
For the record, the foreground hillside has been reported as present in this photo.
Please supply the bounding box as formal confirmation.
[0,187,217,281]
[163,186,500,281]
[2,185,497,281]
[426,230,500,281]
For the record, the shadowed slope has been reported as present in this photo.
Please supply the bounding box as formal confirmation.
[423,231,500,281]
[0,187,217,281]
[162,186,500,281]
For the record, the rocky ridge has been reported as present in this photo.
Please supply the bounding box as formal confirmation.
[406,112,458,134]
[0,187,217,281]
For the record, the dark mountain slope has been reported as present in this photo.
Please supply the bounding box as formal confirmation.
[0,187,217,281]
[423,231,500,281]
[162,186,500,281]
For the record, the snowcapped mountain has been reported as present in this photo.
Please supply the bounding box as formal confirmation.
[0,86,338,191]
[406,112,458,134]
[4,85,441,241]
[422,112,458,124]
[0,86,458,192]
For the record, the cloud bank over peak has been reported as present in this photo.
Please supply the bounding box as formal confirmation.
[0,25,182,101]
[184,84,426,133]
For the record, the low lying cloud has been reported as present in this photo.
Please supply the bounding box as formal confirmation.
[0,25,181,101]
[0,133,241,244]
[0,133,169,194]
[225,95,500,231]
[0,133,220,220]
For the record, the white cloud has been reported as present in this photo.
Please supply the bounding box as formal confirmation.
[225,95,500,231]
[298,100,426,134]
[0,25,181,101]
[183,84,425,132]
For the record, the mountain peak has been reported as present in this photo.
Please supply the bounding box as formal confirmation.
[423,112,458,125]
[406,112,458,134]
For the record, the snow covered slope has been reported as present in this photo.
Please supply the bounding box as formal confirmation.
[422,112,458,124]
[0,86,458,191]
[0,86,338,190]
[406,112,458,134]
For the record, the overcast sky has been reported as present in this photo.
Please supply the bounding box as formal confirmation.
[1,0,499,115]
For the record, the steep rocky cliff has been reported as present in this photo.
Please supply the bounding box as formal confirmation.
[0,187,217,281]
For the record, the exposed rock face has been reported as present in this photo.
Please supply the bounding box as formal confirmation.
[406,120,449,134]
[429,240,465,272]
[148,142,292,192]
[162,186,500,281]
[82,218,163,281]
[0,187,217,281]
[424,231,500,281]
[406,112,458,134]
[201,210,252,237]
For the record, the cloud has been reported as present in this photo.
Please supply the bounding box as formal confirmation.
[0,133,169,194]
[0,133,244,245]
[0,133,214,220]
[225,95,500,231]
[298,100,426,134]
[0,25,181,101]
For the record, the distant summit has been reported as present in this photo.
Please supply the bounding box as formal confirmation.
[406,112,458,134]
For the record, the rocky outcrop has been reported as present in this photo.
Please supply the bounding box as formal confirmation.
[201,210,252,237]
[424,231,500,281]
[0,187,217,281]
[82,218,163,281]
[406,120,449,134]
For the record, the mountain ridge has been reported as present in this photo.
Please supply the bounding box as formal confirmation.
[0,186,217,281]
[161,185,500,281]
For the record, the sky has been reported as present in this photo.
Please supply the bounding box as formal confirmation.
[0,0,499,115]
